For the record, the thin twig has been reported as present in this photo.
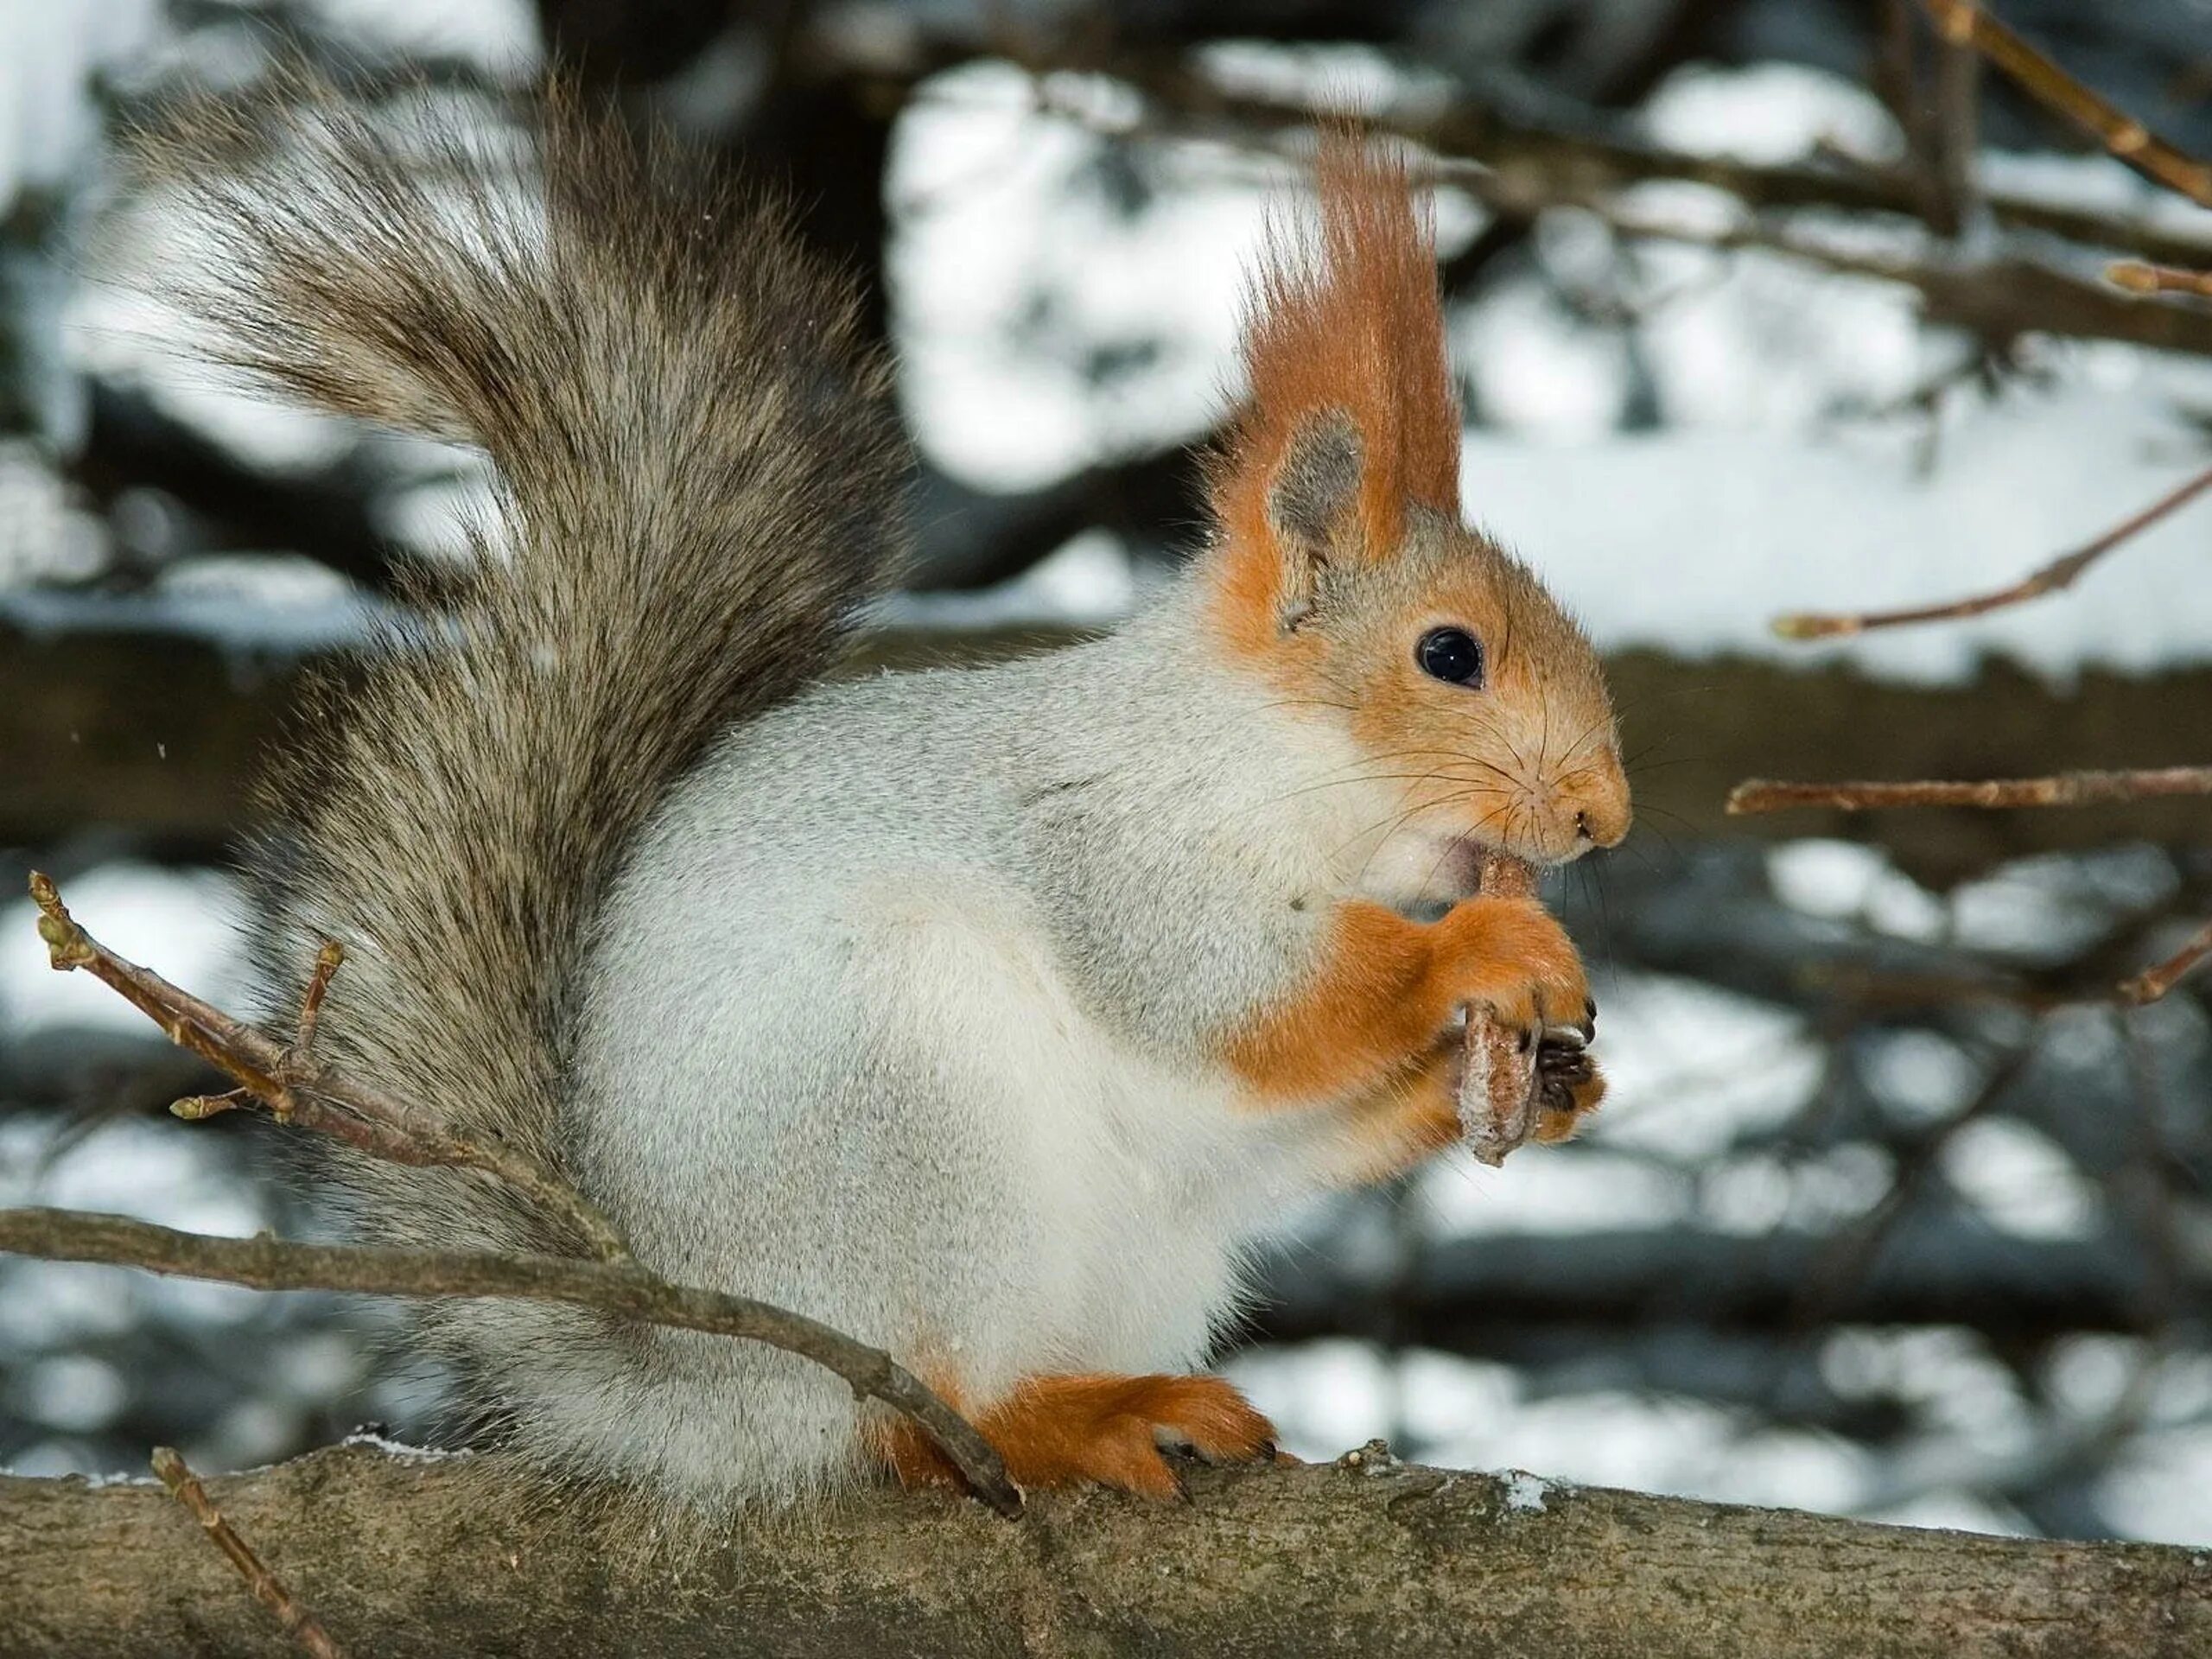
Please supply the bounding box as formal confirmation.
[294,941,344,1052]
[2120,918,2212,1006]
[2109,261,2212,300]
[1771,463,2212,639]
[151,1446,348,1659]
[170,1088,251,1122]
[28,873,630,1264]
[1727,766,2212,816]
[4,1210,1025,1519]
[1916,0,2212,207]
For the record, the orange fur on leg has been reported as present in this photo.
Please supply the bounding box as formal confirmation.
[1331,1039,1464,1185]
[872,1372,1276,1499]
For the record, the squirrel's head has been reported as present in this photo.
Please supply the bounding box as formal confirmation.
[1201,133,1630,871]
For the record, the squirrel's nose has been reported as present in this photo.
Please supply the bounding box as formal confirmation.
[1567,766,1632,850]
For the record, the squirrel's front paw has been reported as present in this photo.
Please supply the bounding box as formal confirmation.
[1431,893,1592,1052]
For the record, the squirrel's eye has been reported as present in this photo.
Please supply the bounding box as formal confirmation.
[1417,626,1484,688]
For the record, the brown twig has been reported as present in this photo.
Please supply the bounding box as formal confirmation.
[151,1446,347,1659]
[1771,463,2212,639]
[294,941,344,1052]
[28,872,630,1264]
[2120,918,2212,1006]
[4,1210,1025,1519]
[2108,261,2212,300]
[1727,766,2212,816]
[1916,0,2212,207]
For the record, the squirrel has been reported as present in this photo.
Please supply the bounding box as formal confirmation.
[143,84,1630,1510]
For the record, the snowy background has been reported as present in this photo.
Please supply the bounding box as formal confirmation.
[3,0,2209,1546]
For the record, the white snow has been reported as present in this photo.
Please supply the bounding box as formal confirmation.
[0,0,163,211]
[1501,1469,1551,1512]
[1938,1118,2101,1241]
[1641,62,1904,167]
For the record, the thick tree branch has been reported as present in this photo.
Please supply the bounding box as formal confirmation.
[15,609,2212,884]
[0,1207,1021,1519]
[5,1442,2205,1657]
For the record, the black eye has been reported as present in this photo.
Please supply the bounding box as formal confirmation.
[1417,626,1484,688]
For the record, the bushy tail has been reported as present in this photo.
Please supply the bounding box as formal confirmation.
[140,82,904,1269]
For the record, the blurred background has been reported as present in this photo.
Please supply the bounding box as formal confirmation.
[3,0,2210,1547]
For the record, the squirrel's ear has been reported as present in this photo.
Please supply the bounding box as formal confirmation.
[1266,410,1363,626]
[1207,132,1460,645]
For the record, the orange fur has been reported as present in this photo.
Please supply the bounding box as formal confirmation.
[1222,895,1588,1107]
[874,1373,1275,1499]
[1206,131,1459,657]
[1332,1039,1465,1184]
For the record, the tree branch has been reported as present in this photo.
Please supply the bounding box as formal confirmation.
[28,872,632,1266]
[1916,0,2212,207]
[1772,462,2212,639]
[0,1207,1022,1519]
[150,1447,346,1659]
[2120,918,2212,1006]
[2110,261,2212,301]
[1726,766,2212,815]
[5,1441,2205,1656]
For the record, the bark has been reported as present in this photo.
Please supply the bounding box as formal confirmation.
[4,1443,2206,1657]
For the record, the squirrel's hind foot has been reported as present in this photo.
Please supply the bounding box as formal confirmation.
[876,1372,1277,1500]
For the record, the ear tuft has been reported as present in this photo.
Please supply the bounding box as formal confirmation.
[1208,128,1459,617]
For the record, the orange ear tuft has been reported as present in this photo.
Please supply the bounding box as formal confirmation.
[1208,130,1460,601]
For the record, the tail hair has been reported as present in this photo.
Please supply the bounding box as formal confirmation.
[137,78,905,1269]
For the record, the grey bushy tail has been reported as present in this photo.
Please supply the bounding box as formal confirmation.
[141,83,905,1274]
